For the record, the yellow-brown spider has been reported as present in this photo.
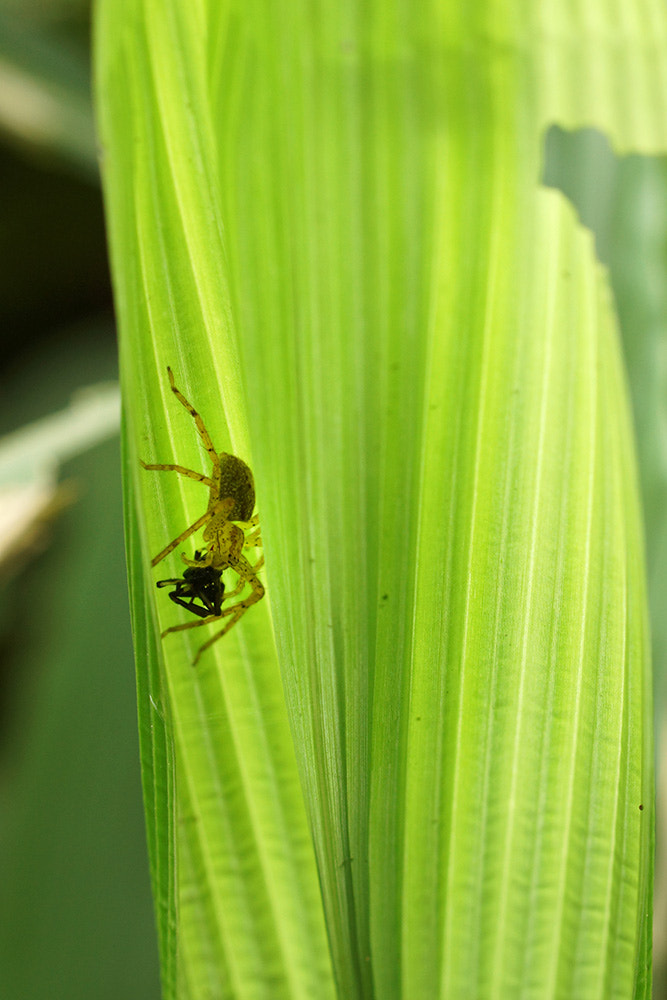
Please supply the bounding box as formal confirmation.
[141,367,264,664]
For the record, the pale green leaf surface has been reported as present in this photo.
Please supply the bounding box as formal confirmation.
[95,1,665,998]
[125,473,177,999]
[97,3,336,999]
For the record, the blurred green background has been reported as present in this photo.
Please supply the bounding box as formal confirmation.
[0,2,159,998]
[0,3,665,998]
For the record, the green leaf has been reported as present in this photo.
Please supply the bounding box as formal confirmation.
[95,2,665,997]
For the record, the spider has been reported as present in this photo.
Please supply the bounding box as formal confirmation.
[141,368,264,664]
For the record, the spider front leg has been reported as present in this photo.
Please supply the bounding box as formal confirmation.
[149,498,232,567]
[149,508,214,568]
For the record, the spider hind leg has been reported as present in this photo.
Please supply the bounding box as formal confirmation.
[191,555,265,664]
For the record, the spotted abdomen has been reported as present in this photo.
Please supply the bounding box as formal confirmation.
[214,453,256,522]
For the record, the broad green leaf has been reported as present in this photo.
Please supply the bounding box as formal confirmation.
[95,1,667,997]
[544,127,667,996]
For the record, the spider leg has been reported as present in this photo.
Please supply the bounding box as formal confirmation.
[167,367,219,467]
[191,555,265,664]
[243,527,262,549]
[161,615,221,637]
[150,508,214,567]
[140,460,213,487]
[191,607,249,665]
[159,554,265,661]
[161,555,263,628]
[151,498,234,568]
[222,579,245,601]
[221,555,264,601]
[241,514,262,549]
[181,551,213,568]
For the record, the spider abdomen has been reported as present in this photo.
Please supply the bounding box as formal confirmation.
[213,453,255,522]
